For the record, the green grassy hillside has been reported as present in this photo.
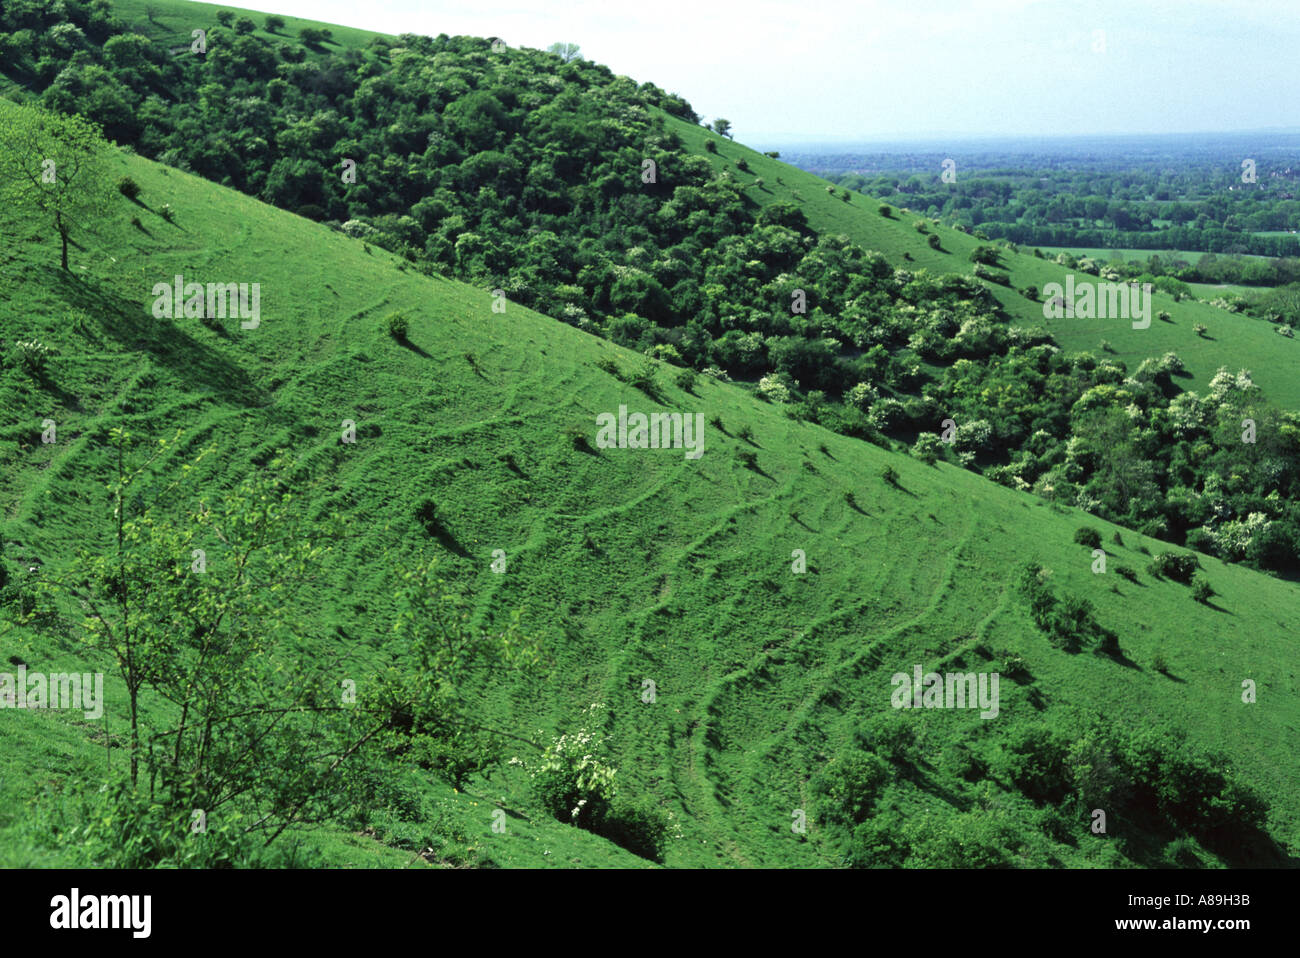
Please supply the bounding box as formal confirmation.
[2,96,1298,867]
[113,0,384,54]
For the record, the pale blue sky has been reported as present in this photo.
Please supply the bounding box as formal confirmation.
[213,0,1299,142]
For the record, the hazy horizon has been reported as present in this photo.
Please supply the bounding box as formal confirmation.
[752,129,1300,152]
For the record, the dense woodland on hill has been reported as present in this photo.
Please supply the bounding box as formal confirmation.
[3,0,1297,577]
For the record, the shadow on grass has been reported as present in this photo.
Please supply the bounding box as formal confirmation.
[396,336,431,359]
[417,514,471,559]
[569,434,601,457]
[908,762,973,813]
[884,479,918,497]
[33,365,85,412]
[1096,645,1142,670]
[51,268,270,408]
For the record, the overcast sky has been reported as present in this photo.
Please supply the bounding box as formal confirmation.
[212,0,1300,144]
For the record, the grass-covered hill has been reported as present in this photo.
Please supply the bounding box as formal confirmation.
[1,92,1298,868]
[4,0,1300,579]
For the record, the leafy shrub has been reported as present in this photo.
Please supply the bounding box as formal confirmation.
[757,373,792,403]
[848,809,908,868]
[674,367,697,393]
[1184,527,1215,555]
[116,176,141,200]
[1116,564,1138,583]
[878,204,893,218]
[880,465,899,486]
[1191,576,1214,603]
[704,139,717,153]
[1050,593,1095,652]
[14,339,52,375]
[998,652,1029,680]
[857,713,915,764]
[530,705,617,830]
[1122,727,1268,839]
[851,805,1010,868]
[912,433,944,465]
[1148,552,1198,583]
[866,397,906,432]
[903,809,1011,868]
[1073,527,1102,549]
[627,360,660,398]
[385,312,409,340]
[926,233,941,250]
[811,751,890,827]
[597,799,674,862]
[1018,561,1115,653]
[29,778,319,868]
[1000,725,1071,804]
